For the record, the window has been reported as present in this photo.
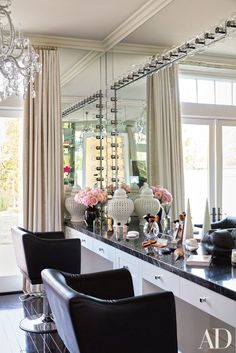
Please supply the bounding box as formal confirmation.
[0,115,22,292]
[182,114,236,223]
[221,124,236,216]
[179,75,236,106]
[215,81,231,105]
[0,118,21,244]
[182,123,210,223]
[198,79,214,104]
[179,78,197,103]
[180,68,236,223]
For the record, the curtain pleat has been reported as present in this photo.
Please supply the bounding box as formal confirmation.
[146,64,185,219]
[23,48,63,233]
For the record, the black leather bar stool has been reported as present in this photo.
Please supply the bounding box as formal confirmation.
[42,268,178,353]
[11,226,81,334]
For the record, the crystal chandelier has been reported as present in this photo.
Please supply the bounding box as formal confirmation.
[0,0,41,100]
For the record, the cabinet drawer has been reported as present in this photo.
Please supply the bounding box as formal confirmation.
[64,226,92,250]
[92,238,115,262]
[180,277,236,327]
[115,249,141,295]
[116,250,139,275]
[142,261,180,297]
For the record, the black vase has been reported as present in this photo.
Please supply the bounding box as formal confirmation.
[157,207,163,233]
[84,206,99,228]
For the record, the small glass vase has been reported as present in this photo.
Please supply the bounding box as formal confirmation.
[162,204,172,234]
[94,204,108,233]
[143,221,159,239]
[84,206,99,229]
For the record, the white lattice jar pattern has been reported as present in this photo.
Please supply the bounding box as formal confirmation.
[107,187,134,227]
[134,183,160,225]
[65,196,86,222]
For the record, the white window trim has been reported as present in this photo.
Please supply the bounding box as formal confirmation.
[182,102,236,216]
[0,106,23,119]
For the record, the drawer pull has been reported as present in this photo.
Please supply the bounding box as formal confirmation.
[99,248,104,252]
[155,275,162,280]
[81,239,86,243]
[199,297,207,303]
[123,266,129,270]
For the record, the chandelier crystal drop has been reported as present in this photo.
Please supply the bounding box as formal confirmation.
[0,0,41,100]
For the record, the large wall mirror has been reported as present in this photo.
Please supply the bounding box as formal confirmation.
[179,28,236,222]
[60,9,236,224]
[105,17,236,223]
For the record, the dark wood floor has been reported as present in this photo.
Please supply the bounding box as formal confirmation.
[0,293,69,353]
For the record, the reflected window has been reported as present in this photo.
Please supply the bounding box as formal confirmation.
[215,81,232,105]
[180,74,236,106]
[179,78,197,103]
[222,126,236,216]
[197,79,214,104]
[182,124,209,223]
[233,83,236,105]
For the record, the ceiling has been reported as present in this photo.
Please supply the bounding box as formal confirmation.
[2,0,236,111]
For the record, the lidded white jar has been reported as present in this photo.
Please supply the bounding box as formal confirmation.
[134,183,160,225]
[128,183,140,217]
[107,187,134,227]
[65,185,86,222]
[65,197,86,222]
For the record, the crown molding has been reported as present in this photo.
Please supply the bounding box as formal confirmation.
[102,0,175,51]
[28,32,167,56]
[111,42,166,55]
[28,0,174,53]
[27,33,103,51]
[36,0,174,88]
[182,54,236,70]
[61,51,101,87]
[61,42,165,88]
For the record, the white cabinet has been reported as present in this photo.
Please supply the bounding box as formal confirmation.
[92,238,115,264]
[115,249,141,295]
[142,260,180,297]
[65,226,93,250]
[180,277,236,327]
[65,226,235,328]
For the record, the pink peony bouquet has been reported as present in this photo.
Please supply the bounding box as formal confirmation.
[150,185,173,204]
[74,187,108,208]
[107,182,131,194]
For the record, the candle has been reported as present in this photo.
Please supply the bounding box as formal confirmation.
[231,249,236,266]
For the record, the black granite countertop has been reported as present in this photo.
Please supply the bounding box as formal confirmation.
[65,221,236,301]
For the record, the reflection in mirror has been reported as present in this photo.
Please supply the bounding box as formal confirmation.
[106,17,236,223]
[115,78,147,187]
[62,92,104,189]
[106,49,150,187]
[179,23,236,222]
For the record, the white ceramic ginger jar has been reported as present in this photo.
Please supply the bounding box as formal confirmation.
[128,183,140,216]
[107,187,134,227]
[134,183,160,225]
[65,196,86,222]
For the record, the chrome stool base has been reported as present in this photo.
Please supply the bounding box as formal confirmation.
[19,313,56,333]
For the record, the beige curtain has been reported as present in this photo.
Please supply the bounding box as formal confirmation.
[126,119,137,161]
[147,64,185,219]
[23,47,63,233]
